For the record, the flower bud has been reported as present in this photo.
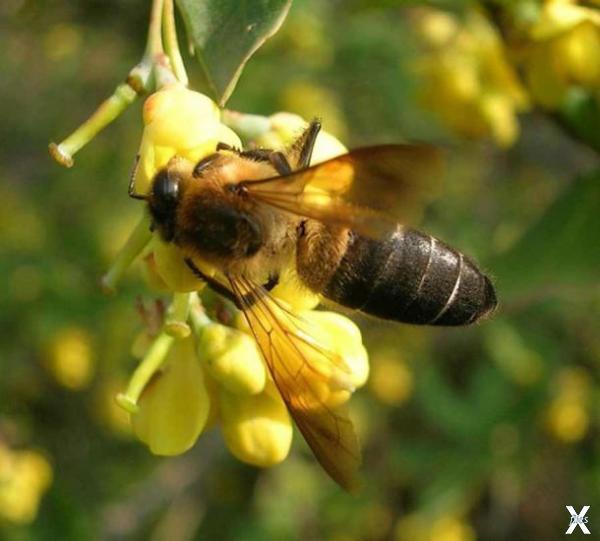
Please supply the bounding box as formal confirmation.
[133,85,242,194]
[219,387,293,467]
[132,337,211,455]
[198,323,266,395]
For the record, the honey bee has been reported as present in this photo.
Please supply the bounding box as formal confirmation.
[130,121,497,490]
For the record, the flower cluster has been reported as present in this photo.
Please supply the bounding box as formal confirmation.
[413,8,529,147]
[413,2,600,147]
[511,0,600,109]
[113,85,369,468]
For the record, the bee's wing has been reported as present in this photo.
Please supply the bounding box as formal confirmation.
[243,144,443,237]
[228,275,362,492]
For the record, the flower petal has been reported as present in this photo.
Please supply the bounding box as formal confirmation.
[132,337,211,455]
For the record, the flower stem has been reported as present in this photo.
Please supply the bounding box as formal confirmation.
[189,294,212,338]
[48,0,172,167]
[145,0,178,89]
[116,331,174,413]
[165,292,192,338]
[101,212,152,294]
[49,83,138,167]
[163,0,189,86]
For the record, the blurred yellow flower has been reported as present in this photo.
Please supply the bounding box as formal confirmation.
[0,444,52,524]
[544,367,591,442]
[369,352,413,405]
[518,0,600,108]
[45,326,94,390]
[395,512,475,541]
[414,8,529,147]
[280,81,348,140]
[43,23,82,61]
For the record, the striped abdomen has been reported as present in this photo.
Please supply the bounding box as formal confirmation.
[322,228,497,326]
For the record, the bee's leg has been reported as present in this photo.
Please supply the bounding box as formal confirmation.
[128,154,147,200]
[294,120,322,169]
[184,258,242,307]
[217,142,272,162]
[268,151,292,175]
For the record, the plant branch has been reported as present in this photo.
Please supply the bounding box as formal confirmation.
[163,0,189,86]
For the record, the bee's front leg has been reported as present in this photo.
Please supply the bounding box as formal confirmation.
[184,258,278,308]
[293,119,321,169]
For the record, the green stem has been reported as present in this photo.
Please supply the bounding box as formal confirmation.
[189,293,212,338]
[165,292,192,338]
[116,332,174,413]
[49,83,138,167]
[101,212,152,294]
[48,0,172,167]
[163,0,189,86]
[146,0,178,89]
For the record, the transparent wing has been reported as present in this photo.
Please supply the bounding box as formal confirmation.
[228,275,362,491]
[243,144,443,237]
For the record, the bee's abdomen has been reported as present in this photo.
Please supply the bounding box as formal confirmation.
[323,228,497,326]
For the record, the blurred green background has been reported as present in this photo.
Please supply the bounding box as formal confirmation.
[1,0,599,539]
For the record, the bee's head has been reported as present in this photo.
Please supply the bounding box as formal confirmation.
[148,168,181,242]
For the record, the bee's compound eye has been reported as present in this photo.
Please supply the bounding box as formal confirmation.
[193,153,220,178]
[152,169,179,203]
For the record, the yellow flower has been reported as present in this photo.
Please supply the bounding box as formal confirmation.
[219,386,293,467]
[235,302,369,410]
[198,322,266,395]
[395,512,475,541]
[132,84,241,195]
[519,0,600,108]
[369,352,413,405]
[45,326,94,390]
[131,336,211,455]
[544,367,591,442]
[415,8,529,147]
[0,444,52,524]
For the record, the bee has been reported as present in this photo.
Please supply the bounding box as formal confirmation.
[130,121,497,490]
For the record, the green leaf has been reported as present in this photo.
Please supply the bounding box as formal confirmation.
[176,0,292,106]
[492,169,600,299]
[558,88,600,152]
